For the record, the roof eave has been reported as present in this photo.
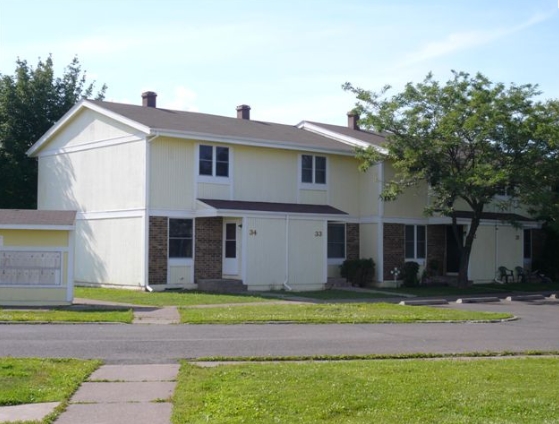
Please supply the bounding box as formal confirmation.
[297,121,388,155]
[150,128,356,156]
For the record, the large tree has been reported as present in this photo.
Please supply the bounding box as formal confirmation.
[344,71,559,287]
[0,55,106,209]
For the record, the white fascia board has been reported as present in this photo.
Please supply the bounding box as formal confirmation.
[150,129,356,157]
[297,121,388,155]
[0,224,75,231]
[196,207,358,222]
[27,100,151,157]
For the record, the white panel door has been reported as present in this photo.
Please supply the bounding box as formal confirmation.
[223,219,241,276]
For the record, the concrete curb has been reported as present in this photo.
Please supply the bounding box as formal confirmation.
[505,294,546,302]
[456,297,501,304]
[399,299,449,306]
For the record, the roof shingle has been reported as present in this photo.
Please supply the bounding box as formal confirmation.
[0,210,76,227]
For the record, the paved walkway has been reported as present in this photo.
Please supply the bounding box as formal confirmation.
[55,364,179,424]
[0,364,180,424]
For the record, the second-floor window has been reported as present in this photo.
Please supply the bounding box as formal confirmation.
[405,225,426,260]
[199,145,229,178]
[301,155,326,184]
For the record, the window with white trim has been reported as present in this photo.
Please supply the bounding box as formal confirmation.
[301,154,326,184]
[169,219,193,258]
[199,145,229,178]
[328,223,345,259]
[405,225,426,260]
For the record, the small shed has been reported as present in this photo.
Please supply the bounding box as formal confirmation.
[0,209,76,306]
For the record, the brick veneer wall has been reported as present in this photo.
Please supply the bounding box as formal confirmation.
[148,216,168,284]
[427,225,446,275]
[383,223,405,280]
[194,217,223,281]
[346,223,360,261]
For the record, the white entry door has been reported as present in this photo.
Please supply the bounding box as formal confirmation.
[223,219,241,276]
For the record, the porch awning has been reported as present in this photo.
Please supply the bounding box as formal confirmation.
[451,211,536,222]
[197,199,348,216]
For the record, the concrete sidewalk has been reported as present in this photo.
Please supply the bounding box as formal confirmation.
[0,364,180,423]
[56,364,179,424]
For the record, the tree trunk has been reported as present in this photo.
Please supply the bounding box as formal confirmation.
[455,210,482,288]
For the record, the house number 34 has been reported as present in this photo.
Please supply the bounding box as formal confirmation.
[315,231,322,237]
[249,229,257,236]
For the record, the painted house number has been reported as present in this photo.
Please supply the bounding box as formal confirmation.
[249,229,257,236]
[315,231,323,237]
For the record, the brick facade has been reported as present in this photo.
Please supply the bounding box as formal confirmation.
[427,225,446,275]
[194,217,223,281]
[383,223,405,280]
[148,216,168,284]
[346,223,360,261]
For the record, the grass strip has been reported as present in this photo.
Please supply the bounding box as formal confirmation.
[75,287,273,307]
[194,350,559,362]
[0,358,100,407]
[172,357,559,423]
[0,308,133,323]
[275,289,398,300]
[178,302,512,324]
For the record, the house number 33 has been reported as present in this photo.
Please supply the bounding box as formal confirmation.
[315,231,323,237]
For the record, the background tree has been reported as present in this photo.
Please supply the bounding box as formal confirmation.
[0,55,106,209]
[344,71,559,287]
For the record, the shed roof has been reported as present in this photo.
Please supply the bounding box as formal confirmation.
[198,199,348,215]
[0,209,76,228]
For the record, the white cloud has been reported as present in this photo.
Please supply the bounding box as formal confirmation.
[401,12,553,67]
[161,86,199,112]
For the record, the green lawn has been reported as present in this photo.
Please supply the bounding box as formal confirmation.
[173,357,559,423]
[276,289,398,300]
[179,302,511,324]
[75,287,274,307]
[0,308,133,323]
[0,358,99,408]
[375,281,559,297]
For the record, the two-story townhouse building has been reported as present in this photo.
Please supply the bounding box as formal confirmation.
[27,92,541,291]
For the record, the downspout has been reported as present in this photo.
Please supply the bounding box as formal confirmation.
[283,215,292,291]
[145,132,159,292]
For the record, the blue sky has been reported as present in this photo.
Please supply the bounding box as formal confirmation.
[0,0,557,125]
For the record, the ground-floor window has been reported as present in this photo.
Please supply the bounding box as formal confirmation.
[168,218,193,258]
[405,225,426,260]
[328,223,346,259]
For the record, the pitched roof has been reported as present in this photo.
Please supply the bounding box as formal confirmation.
[305,121,387,148]
[198,199,348,215]
[85,100,356,154]
[0,209,76,228]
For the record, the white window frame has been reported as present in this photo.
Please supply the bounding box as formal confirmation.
[168,218,194,260]
[405,224,426,263]
[196,144,231,184]
[299,154,327,190]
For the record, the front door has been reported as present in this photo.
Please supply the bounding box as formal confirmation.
[446,225,463,274]
[223,219,241,276]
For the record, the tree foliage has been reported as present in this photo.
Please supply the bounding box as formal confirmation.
[0,55,106,209]
[344,71,559,286]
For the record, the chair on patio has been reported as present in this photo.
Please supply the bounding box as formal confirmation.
[515,266,526,284]
[498,266,514,284]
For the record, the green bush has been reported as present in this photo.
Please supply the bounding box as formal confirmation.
[340,258,375,287]
[401,261,420,287]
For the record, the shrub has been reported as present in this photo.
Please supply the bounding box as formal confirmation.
[401,261,420,287]
[340,258,375,287]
